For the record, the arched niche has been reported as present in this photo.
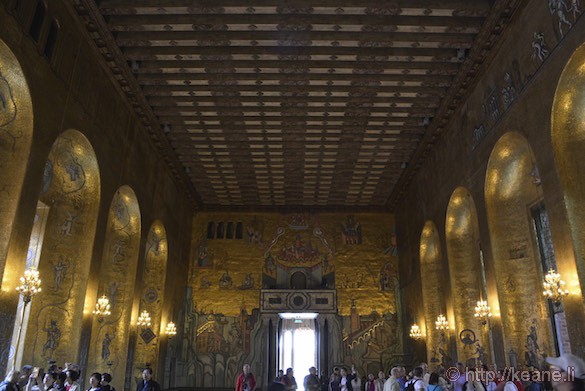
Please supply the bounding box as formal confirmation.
[0,39,34,288]
[131,220,168,380]
[551,42,585,300]
[419,220,448,368]
[445,187,488,364]
[87,186,141,390]
[485,131,554,367]
[19,129,101,367]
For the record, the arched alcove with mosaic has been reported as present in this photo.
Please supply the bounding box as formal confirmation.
[0,38,34,288]
[131,220,168,381]
[445,187,490,366]
[485,131,554,368]
[18,129,101,368]
[87,186,141,391]
[551,41,585,314]
[419,220,449,369]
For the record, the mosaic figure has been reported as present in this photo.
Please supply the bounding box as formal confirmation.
[102,333,114,361]
[532,32,549,62]
[52,257,69,290]
[60,212,77,236]
[0,72,16,127]
[549,0,572,37]
[43,320,61,358]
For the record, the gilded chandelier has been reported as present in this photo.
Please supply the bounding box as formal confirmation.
[165,322,177,337]
[16,267,42,302]
[543,269,569,302]
[435,314,449,331]
[137,310,152,328]
[474,299,492,325]
[92,295,111,318]
[409,324,422,340]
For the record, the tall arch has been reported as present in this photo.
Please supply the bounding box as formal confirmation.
[420,221,448,368]
[445,187,488,364]
[18,129,101,367]
[551,42,585,301]
[485,132,554,367]
[131,221,168,380]
[87,186,141,390]
[0,39,34,288]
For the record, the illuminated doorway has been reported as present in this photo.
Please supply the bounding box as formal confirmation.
[279,313,318,375]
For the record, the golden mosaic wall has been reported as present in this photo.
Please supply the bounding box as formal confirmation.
[132,221,168,379]
[486,132,554,366]
[0,38,33,288]
[419,221,448,369]
[21,130,101,367]
[184,212,400,385]
[190,212,398,316]
[445,187,489,364]
[551,41,585,305]
[87,186,141,390]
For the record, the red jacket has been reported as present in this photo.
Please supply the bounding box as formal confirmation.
[236,373,257,391]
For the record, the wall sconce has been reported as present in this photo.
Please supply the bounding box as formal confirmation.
[435,314,449,331]
[474,299,492,326]
[543,269,569,303]
[409,324,422,340]
[137,310,152,328]
[164,322,177,337]
[14,267,42,369]
[92,295,111,321]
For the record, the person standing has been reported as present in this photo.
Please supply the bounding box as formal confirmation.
[284,369,298,391]
[236,364,257,391]
[305,367,321,391]
[385,368,401,391]
[136,369,161,391]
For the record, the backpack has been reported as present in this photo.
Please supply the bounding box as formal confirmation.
[405,379,423,391]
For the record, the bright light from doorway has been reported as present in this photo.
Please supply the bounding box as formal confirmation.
[279,313,317,375]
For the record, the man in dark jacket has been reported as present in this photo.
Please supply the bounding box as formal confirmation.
[136,369,161,391]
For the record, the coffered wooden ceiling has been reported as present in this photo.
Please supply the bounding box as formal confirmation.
[76,0,521,210]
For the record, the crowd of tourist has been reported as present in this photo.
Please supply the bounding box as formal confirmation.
[0,363,161,391]
[252,352,585,391]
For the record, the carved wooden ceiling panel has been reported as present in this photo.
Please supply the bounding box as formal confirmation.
[80,0,518,210]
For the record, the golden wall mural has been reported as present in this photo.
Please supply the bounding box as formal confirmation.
[551,41,585,308]
[419,221,449,369]
[445,187,490,365]
[20,130,101,368]
[132,221,168,381]
[485,132,554,368]
[0,38,34,288]
[177,212,400,387]
[87,186,141,391]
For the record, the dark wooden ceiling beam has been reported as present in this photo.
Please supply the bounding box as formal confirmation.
[170,136,421,144]
[154,110,435,117]
[115,31,477,44]
[136,73,454,83]
[99,0,490,14]
[167,125,427,133]
[141,85,447,94]
[107,14,484,27]
[135,60,462,70]
[122,46,460,58]
[148,96,441,105]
